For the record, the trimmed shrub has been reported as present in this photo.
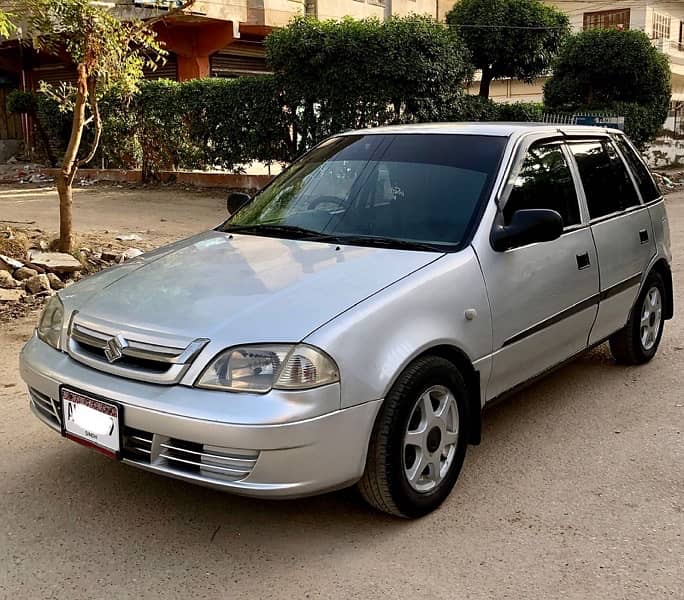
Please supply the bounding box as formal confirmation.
[134,79,199,177]
[266,15,473,155]
[6,89,37,115]
[496,101,544,122]
[545,29,671,147]
[178,76,287,170]
[97,86,141,169]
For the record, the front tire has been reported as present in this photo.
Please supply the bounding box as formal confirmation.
[609,271,665,365]
[358,356,469,518]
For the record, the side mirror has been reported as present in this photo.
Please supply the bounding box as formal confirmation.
[227,192,251,215]
[490,209,563,252]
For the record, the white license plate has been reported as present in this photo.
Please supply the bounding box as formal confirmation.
[61,389,120,457]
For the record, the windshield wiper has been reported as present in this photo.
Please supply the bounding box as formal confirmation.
[224,225,446,252]
[325,235,445,252]
[224,224,331,241]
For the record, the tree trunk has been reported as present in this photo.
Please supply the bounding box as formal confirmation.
[479,67,493,100]
[56,175,73,251]
[57,63,89,253]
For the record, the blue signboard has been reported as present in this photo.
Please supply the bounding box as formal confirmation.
[573,115,625,130]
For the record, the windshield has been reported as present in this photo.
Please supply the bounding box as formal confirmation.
[222,133,506,251]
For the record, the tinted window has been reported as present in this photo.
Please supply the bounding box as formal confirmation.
[613,136,661,202]
[225,134,507,249]
[504,142,580,227]
[570,140,640,219]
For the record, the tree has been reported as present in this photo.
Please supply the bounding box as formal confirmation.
[266,16,472,156]
[446,0,569,99]
[10,0,185,252]
[544,28,671,147]
[0,10,15,38]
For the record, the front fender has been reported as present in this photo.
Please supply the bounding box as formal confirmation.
[305,248,493,410]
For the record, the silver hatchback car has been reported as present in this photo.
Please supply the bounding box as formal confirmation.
[21,124,673,517]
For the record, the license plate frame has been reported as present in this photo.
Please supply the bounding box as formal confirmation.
[60,387,123,459]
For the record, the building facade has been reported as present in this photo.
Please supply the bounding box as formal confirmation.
[479,0,684,103]
[0,0,451,144]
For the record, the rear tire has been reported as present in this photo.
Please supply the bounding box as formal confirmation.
[358,356,469,518]
[609,271,665,365]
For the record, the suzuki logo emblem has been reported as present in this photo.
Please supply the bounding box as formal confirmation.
[104,334,128,363]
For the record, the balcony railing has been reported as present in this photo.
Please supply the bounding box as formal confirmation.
[652,37,684,59]
[132,0,184,7]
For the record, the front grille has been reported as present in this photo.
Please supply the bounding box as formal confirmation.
[66,316,208,385]
[122,427,258,483]
[122,427,153,461]
[29,387,61,430]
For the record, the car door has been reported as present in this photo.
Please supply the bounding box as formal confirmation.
[567,138,657,345]
[473,138,600,400]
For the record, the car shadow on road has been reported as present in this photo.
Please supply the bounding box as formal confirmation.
[8,343,644,573]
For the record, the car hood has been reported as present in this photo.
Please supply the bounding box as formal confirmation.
[65,231,442,344]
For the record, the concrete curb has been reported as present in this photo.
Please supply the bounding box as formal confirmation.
[38,168,274,190]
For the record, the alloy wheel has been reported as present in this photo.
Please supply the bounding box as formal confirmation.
[640,286,662,351]
[402,385,459,493]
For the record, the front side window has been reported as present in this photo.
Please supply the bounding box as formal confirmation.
[223,134,507,250]
[569,140,640,219]
[612,135,661,203]
[504,142,580,227]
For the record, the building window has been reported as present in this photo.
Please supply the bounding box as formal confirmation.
[652,11,671,39]
[583,9,630,31]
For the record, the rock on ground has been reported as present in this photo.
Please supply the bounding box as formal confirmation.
[24,273,50,295]
[117,248,143,263]
[0,238,26,261]
[0,254,24,272]
[46,273,65,290]
[0,288,23,302]
[14,266,38,281]
[27,251,82,273]
[0,270,18,289]
[115,233,142,241]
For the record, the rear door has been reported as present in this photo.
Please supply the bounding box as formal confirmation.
[567,138,656,344]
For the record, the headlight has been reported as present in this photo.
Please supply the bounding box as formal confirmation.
[196,344,339,393]
[37,295,64,350]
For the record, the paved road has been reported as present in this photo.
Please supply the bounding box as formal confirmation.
[1,188,682,599]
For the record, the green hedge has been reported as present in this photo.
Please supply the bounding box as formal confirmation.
[266,15,473,156]
[496,102,544,122]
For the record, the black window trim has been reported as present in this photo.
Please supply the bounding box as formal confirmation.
[496,134,585,234]
[610,132,664,206]
[606,136,645,207]
[221,131,510,254]
[565,135,646,224]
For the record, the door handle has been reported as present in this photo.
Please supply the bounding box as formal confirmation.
[639,229,649,244]
[576,252,590,270]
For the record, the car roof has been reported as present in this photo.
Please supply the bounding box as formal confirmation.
[338,122,623,138]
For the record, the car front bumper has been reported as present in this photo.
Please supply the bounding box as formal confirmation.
[20,334,382,498]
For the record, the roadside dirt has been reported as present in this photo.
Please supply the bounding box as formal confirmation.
[0,182,227,247]
[0,184,682,599]
[0,182,228,322]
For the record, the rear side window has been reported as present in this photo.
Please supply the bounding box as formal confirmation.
[570,140,640,219]
[613,136,661,202]
[504,142,581,227]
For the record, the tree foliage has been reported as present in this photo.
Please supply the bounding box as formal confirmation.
[0,10,15,38]
[544,29,671,147]
[447,0,569,98]
[266,15,473,155]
